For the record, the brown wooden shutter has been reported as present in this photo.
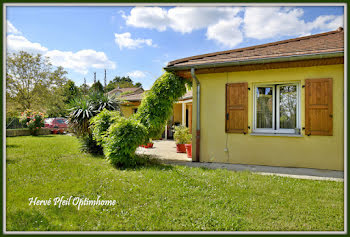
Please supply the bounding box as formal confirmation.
[305,78,333,136]
[226,83,248,134]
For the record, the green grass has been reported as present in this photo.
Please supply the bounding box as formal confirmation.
[6,135,344,231]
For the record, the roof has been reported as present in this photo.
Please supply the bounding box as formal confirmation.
[166,27,344,69]
[108,87,143,95]
[120,89,193,102]
[121,91,146,102]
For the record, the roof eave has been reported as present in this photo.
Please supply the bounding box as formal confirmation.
[164,51,344,72]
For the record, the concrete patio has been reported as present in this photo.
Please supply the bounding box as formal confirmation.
[136,140,192,162]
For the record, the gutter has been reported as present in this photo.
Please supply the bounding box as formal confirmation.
[191,68,200,162]
[164,51,344,71]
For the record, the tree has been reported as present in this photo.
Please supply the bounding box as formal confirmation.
[104,76,143,92]
[90,81,104,93]
[6,51,68,115]
[62,80,80,103]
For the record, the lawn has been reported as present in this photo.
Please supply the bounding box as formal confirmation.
[6,135,344,231]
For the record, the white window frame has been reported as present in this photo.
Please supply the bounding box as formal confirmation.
[253,83,300,134]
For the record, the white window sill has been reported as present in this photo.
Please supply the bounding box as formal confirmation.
[250,133,304,137]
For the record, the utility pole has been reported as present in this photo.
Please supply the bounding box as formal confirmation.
[104,69,107,88]
[94,72,96,84]
[84,77,86,86]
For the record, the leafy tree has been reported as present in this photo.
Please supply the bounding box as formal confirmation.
[62,80,80,104]
[90,81,104,93]
[104,76,143,92]
[6,51,68,115]
[79,83,90,96]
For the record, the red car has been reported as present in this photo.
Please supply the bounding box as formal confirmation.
[44,118,68,134]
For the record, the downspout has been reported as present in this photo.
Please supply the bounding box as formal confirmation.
[191,68,200,162]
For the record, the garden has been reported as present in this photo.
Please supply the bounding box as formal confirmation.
[5,52,344,232]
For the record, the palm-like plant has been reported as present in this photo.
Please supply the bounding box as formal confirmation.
[67,92,122,154]
[68,96,94,137]
[89,91,121,113]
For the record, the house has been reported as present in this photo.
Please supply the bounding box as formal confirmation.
[107,87,144,97]
[164,27,344,171]
[114,87,193,138]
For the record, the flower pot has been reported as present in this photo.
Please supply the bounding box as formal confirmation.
[176,144,186,153]
[185,144,192,158]
[147,143,154,148]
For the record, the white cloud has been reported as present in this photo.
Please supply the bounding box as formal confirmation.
[7,20,21,34]
[6,22,116,75]
[123,7,242,34]
[124,7,169,31]
[167,7,242,34]
[114,32,155,50]
[243,7,343,40]
[123,6,343,48]
[7,35,48,54]
[45,49,116,74]
[206,18,243,48]
[123,6,243,47]
[307,15,343,31]
[126,70,146,78]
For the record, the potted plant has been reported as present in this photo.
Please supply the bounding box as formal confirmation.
[185,139,192,158]
[141,139,154,148]
[173,125,191,153]
[146,139,154,148]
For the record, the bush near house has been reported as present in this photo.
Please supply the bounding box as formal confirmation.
[90,71,189,168]
[90,109,123,146]
[68,92,122,155]
[103,117,147,168]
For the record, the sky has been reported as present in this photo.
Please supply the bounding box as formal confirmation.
[6,5,344,89]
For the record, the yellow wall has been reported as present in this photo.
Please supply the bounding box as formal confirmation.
[173,104,182,123]
[120,105,137,118]
[192,64,344,171]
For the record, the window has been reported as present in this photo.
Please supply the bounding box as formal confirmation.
[253,83,300,134]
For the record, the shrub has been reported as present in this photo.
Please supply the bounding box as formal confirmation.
[68,93,122,137]
[19,110,45,136]
[68,92,122,154]
[79,134,104,155]
[90,109,122,145]
[173,125,192,144]
[67,96,94,137]
[135,71,188,139]
[103,117,147,168]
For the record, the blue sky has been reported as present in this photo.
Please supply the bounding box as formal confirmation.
[6,5,344,89]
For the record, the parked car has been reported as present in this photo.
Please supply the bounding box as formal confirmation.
[44,118,68,134]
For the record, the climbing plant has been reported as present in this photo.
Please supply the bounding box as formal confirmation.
[91,71,188,168]
[134,71,189,139]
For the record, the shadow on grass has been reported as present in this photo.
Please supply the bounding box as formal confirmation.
[124,154,174,171]
[6,144,20,148]
[6,159,18,164]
